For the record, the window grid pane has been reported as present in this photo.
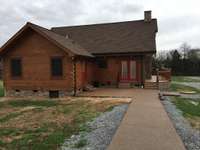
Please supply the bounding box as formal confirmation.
[11,59,22,77]
[51,58,63,76]
[121,61,128,79]
[130,61,136,79]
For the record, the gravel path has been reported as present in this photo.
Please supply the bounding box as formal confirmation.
[61,104,128,150]
[162,97,200,150]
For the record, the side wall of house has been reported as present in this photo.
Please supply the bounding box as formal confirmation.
[3,29,74,97]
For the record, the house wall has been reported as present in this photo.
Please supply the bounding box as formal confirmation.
[144,54,153,79]
[85,56,143,86]
[75,58,87,90]
[3,29,74,97]
[75,58,97,89]
[2,28,154,97]
[85,60,95,84]
[94,57,120,85]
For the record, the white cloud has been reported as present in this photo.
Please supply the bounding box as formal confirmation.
[0,0,200,50]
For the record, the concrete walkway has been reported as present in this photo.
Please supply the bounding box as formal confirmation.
[80,88,186,150]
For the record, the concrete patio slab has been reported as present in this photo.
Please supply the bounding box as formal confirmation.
[80,88,186,150]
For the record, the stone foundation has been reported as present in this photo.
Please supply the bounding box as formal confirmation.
[5,89,82,98]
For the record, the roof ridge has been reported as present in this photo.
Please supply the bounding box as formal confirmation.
[51,18,157,29]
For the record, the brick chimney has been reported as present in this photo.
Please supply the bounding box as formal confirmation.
[144,10,152,22]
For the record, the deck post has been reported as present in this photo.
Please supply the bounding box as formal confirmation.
[156,68,159,89]
[72,56,77,96]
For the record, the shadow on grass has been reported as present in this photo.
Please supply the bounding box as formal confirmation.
[170,83,200,94]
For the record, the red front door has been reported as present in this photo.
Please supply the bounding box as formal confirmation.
[120,60,137,81]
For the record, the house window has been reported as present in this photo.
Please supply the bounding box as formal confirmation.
[11,58,22,77]
[130,60,136,79]
[97,58,107,68]
[51,57,63,77]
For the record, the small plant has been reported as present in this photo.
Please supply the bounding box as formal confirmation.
[130,82,135,88]
[73,138,87,148]
[0,140,4,146]
[0,81,4,97]
[79,124,91,132]
[106,106,114,112]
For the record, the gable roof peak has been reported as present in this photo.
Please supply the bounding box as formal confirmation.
[0,22,93,57]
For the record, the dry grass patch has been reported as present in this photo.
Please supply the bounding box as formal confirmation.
[0,97,130,150]
[187,116,200,129]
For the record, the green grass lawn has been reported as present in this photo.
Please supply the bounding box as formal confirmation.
[0,98,122,150]
[170,76,200,129]
[172,97,200,117]
[170,83,200,94]
[172,97,200,129]
[172,76,200,82]
[0,81,4,97]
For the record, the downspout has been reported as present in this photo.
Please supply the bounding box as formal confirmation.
[72,56,77,96]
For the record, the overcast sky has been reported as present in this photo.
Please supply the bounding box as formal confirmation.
[0,0,200,51]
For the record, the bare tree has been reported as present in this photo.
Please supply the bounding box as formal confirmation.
[179,42,191,59]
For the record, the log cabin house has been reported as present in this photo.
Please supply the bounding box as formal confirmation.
[0,11,158,97]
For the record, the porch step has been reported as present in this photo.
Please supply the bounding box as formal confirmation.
[144,82,158,89]
[118,82,131,88]
[144,81,170,90]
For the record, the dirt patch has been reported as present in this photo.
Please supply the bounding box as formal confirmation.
[187,116,200,129]
[0,97,130,149]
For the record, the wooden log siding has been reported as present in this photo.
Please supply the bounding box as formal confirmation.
[3,30,74,93]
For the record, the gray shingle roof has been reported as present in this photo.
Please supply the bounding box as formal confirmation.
[51,19,158,54]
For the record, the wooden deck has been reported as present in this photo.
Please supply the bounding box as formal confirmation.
[144,75,170,90]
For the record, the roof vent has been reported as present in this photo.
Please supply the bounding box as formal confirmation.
[144,10,152,22]
[65,34,70,39]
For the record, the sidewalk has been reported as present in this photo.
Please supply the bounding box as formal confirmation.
[107,89,186,150]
